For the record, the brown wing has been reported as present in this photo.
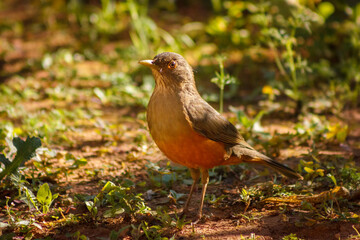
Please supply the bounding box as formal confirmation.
[184,97,302,179]
[184,97,244,145]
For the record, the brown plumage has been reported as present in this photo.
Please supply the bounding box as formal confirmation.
[139,52,302,220]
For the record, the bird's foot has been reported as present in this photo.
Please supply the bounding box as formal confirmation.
[192,211,208,224]
[180,209,208,223]
[192,213,209,224]
[196,213,202,222]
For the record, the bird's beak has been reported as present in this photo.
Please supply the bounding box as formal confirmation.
[139,60,156,69]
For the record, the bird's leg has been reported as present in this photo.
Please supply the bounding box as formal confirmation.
[182,168,200,216]
[197,168,209,220]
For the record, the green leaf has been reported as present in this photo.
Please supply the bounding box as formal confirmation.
[85,199,98,218]
[13,137,42,162]
[85,200,95,211]
[0,137,42,180]
[36,182,57,214]
[103,206,125,218]
[304,167,314,174]
[37,183,52,208]
[327,173,337,186]
[53,193,59,200]
[316,169,324,177]
[101,181,116,192]
[318,2,334,20]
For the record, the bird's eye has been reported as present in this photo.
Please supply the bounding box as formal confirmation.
[168,61,177,69]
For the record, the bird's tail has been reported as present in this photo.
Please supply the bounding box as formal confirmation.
[231,144,303,180]
[259,157,303,180]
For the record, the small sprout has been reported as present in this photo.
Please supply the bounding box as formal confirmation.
[37,183,59,214]
[211,55,237,113]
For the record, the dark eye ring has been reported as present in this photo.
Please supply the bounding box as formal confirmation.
[168,61,177,69]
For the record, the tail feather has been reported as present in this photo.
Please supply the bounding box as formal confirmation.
[260,158,303,180]
[231,144,303,180]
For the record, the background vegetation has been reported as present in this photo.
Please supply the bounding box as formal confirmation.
[0,0,359,239]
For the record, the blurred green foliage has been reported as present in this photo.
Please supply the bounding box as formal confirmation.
[0,0,359,112]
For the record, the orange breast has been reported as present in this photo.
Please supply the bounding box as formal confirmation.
[147,88,228,169]
[155,130,227,169]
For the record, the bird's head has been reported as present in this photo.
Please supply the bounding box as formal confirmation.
[139,52,195,88]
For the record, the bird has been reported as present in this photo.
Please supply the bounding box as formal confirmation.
[139,52,302,220]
